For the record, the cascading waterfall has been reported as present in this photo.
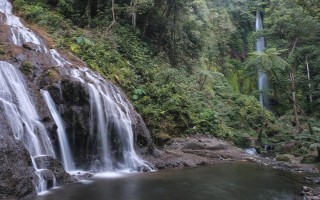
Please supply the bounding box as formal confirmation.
[256,10,270,108]
[0,0,66,62]
[68,67,152,171]
[0,0,151,186]
[0,0,47,52]
[0,61,56,193]
[41,90,76,172]
[0,0,153,196]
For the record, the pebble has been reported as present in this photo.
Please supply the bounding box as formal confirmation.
[302,186,320,200]
[303,186,313,192]
[308,196,320,200]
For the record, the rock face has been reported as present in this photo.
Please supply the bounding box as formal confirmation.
[0,104,37,200]
[34,156,77,185]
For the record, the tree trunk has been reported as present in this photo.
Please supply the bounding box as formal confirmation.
[131,0,137,30]
[287,38,303,134]
[85,0,92,26]
[305,55,313,103]
[271,68,313,134]
[142,12,150,38]
[289,70,303,133]
[107,0,116,30]
[198,75,207,91]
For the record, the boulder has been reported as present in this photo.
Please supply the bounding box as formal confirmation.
[33,156,76,186]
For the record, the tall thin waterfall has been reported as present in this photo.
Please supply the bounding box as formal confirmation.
[0,61,56,192]
[41,90,75,172]
[256,11,270,108]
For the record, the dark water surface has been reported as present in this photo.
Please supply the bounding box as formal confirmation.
[37,163,304,200]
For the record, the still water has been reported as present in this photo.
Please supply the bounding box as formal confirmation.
[37,163,303,200]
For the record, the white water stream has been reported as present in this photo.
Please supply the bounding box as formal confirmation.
[256,11,270,108]
[41,90,76,172]
[0,61,56,192]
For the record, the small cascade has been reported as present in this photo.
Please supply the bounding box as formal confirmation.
[50,49,71,67]
[245,147,258,156]
[0,61,56,192]
[41,90,75,172]
[34,167,57,194]
[256,10,270,108]
[0,0,47,52]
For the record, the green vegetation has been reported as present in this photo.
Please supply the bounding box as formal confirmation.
[21,61,33,75]
[276,154,291,163]
[12,0,320,160]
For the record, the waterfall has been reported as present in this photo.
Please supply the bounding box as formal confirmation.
[68,67,152,172]
[256,11,270,108]
[0,0,47,52]
[0,61,56,192]
[41,90,76,172]
[0,0,151,180]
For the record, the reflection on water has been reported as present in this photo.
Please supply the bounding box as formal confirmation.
[36,163,303,200]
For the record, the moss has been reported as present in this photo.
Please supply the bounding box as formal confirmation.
[21,61,33,75]
[154,132,172,146]
[276,154,291,163]
[48,69,59,83]
[0,44,5,56]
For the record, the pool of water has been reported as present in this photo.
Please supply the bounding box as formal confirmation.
[36,163,304,200]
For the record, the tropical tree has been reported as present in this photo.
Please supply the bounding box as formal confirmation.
[245,48,306,133]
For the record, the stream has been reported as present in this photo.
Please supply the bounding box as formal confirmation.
[36,163,304,200]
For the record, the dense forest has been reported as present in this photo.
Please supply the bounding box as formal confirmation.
[10,0,320,161]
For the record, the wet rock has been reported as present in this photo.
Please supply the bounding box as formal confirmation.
[313,188,320,196]
[0,104,37,200]
[35,169,56,189]
[303,186,314,193]
[60,77,89,106]
[301,186,320,200]
[33,156,77,186]
[14,53,27,62]
[132,112,155,155]
[305,177,320,184]
[22,42,39,51]
[73,172,94,181]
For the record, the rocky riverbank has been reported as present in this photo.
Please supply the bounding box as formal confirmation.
[143,134,318,174]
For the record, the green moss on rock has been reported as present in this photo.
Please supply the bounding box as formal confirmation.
[48,69,60,83]
[276,154,291,163]
[21,61,33,75]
